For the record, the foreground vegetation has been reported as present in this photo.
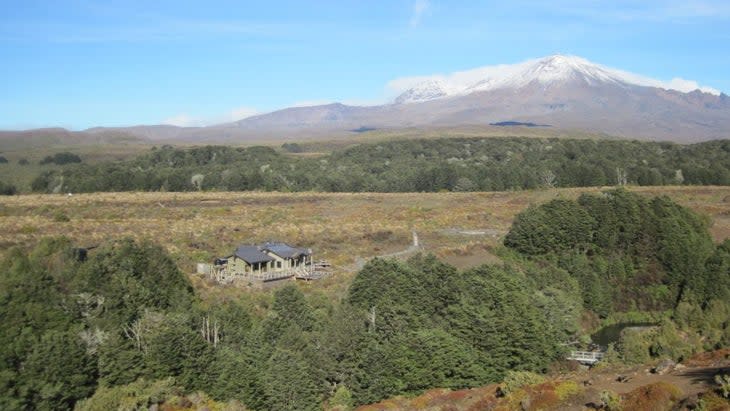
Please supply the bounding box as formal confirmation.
[21,137,730,194]
[0,189,728,410]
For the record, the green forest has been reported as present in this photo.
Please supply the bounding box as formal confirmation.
[1,190,728,410]
[22,137,730,194]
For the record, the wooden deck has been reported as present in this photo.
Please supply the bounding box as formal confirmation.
[200,261,332,285]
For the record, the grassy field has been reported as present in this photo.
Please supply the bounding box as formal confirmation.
[1,186,729,300]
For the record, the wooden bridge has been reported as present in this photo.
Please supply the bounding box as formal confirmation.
[567,351,605,365]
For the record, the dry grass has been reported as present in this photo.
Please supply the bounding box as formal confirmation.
[1,186,729,300]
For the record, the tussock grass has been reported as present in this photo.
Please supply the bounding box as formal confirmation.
[1,186,729,300]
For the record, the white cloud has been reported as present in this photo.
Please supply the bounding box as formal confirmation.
[665,78,720,94]
[162,106,259,127]
[605,69,722,94]
[410,0,430,27]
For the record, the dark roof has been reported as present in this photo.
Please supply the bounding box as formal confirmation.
[262,242,312,259]
[233,245,274,264]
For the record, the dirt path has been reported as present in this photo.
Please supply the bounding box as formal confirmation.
[551,363,729,411]
[585,365,727,396]
[343,231,423,272]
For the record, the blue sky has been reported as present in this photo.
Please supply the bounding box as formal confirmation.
[2,0,730,130]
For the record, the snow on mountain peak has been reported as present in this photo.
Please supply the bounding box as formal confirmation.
[394,79,448,104]
[391,55,720,104]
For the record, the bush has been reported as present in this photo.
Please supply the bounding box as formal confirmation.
[0,155,8,163]
[600,390,621,411]
[329,385,354,411]
[620,382,681,411]
[40,152,82,165]
[0,181,17,195]
[716,374,730,399]
[555,380,582,400]
[52,211,70,222]
[619,328,654,364]
[282,142,304,153]
[75,378,182,411]
[501,371,546,395]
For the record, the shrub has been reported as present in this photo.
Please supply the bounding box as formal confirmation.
[600,390,622,411]
[75,378,182,411]
[501,371,546,395]
[619,328,654,364]
[329,385,353,411]
[555,380,582,400]
[40,152,82,165]
[0,181,17,195]
[716,374,730,399]
[0,155,8,163]
[282,142,304,153]
[52,211,70,222]
[621,382,681,411]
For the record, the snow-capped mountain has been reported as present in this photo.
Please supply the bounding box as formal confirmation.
[393,55,720,104]
[78,55,730,143]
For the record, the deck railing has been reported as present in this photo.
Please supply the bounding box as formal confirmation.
[204,261,332,284]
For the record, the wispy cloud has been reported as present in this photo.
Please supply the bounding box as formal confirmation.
[409,0,430,27]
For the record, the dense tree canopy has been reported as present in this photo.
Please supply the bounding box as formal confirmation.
[29,138,730,193]
[505,189,722,313]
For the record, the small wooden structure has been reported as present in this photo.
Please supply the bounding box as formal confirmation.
[567,350,605,365]
[224,242,312,276]
[199,242,330,287]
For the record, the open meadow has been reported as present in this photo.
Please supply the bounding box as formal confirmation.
[2,186,729,300]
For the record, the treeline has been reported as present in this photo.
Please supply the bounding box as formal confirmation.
[1,192,728,409]
[29,137,730,193]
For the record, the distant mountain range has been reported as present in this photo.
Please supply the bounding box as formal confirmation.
[4,55,730,144]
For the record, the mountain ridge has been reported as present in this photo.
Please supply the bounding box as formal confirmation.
[3,55,729,143]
